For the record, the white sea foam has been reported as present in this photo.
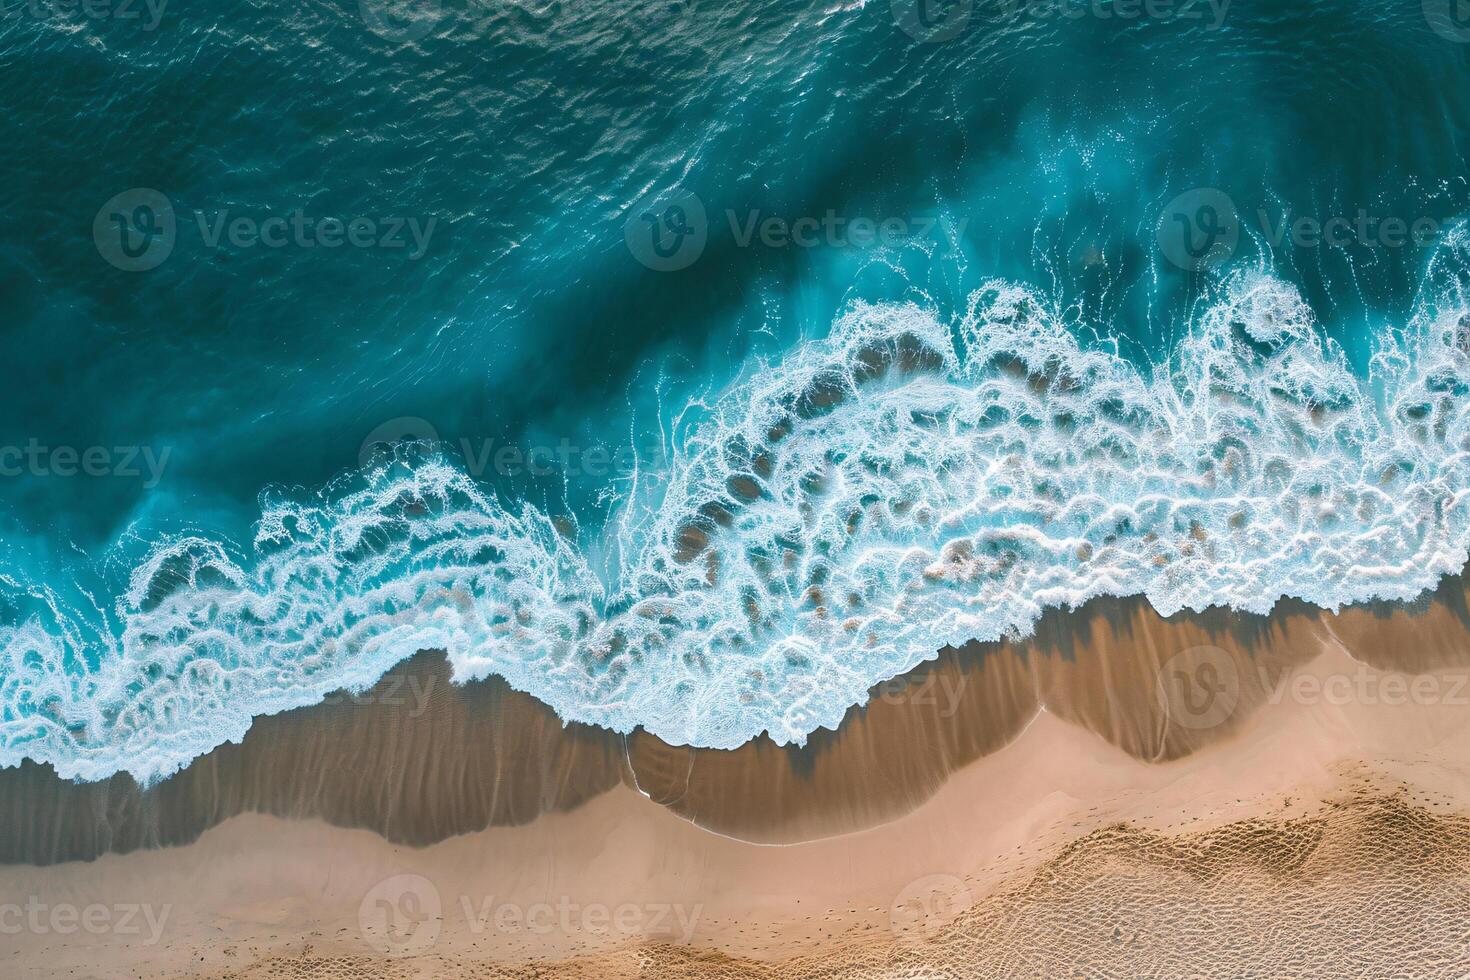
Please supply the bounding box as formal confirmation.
[4,271,1470,782]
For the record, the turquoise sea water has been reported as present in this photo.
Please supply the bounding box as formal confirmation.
[5,0,1470,780]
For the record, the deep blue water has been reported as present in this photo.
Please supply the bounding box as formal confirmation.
[5,0,1470,780]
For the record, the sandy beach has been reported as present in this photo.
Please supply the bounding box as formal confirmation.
[6,578,1470,977]
[11,0,1470,973]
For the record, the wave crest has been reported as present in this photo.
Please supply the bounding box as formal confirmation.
[5,273,1470,781]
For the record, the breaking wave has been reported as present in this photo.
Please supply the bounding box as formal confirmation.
[6,269,1470,782]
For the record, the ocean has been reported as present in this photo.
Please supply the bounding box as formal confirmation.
[4,0,1470,780]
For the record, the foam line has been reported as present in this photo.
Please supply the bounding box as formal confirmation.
[4,272,1470,782]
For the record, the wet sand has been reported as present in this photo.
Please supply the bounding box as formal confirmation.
[6,575,1470,976]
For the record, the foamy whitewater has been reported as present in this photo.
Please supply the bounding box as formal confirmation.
[5,264,1470,782]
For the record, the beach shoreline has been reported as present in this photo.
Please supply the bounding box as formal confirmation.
[6,578,1470,975]
[8,570,1470,859]
[5,685,1470,977]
